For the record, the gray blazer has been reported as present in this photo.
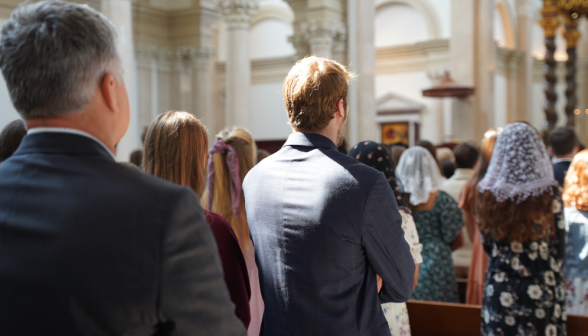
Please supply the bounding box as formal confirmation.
[0,132,246,336]
[243,132,415,336]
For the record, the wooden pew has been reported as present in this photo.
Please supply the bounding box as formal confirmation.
[407,300,588,336]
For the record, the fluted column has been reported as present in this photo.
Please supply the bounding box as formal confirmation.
[218,0,258,129]
[102,0,137,161]
[193,47,216,144]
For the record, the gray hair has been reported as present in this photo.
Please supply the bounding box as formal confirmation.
[0,1,121,118]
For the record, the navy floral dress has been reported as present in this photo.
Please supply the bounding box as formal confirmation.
[481,194,567,336]
[411,190,464,302]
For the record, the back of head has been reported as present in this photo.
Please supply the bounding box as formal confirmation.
[143,111,208,197]
[283,56,355,132]
[441,160,456,179]
[129,150,143,167]
[209,127,256,250]
[390,145,405,167]
[436,147,455,164]
[476,122,558,242]
[0,1,120,118]
[0,119,27,162]
[454,143,479,169]
[416,140,436,161]
[395,146,444,206]
[549,127,577,157]
[348,141,408,208]
[563,149,588,210]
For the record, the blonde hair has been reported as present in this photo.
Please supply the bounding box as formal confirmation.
[563,149,588,211]
[142,111,208,197]
[207,127,256,251]
[283,56,355,132]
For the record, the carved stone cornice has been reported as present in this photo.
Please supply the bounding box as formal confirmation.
[135,44,216,70]
[217,0,258,28]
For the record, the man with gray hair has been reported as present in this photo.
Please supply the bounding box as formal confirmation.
[0,1,246,335]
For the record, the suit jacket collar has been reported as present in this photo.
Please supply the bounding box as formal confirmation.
[284,132,338,150]
[14,132,115,162]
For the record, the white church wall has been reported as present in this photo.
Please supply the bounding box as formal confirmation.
[375,71,442,143]
[249,82,292,140]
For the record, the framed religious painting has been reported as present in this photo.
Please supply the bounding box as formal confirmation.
[381,122,409,146]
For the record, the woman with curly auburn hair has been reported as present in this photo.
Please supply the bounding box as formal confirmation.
[475,122,566,336]
[563,149,588,315]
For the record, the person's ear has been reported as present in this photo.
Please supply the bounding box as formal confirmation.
[575,144,580,153]
[549,147,555,156]
[336,98,345,118]
[100,73,120,114]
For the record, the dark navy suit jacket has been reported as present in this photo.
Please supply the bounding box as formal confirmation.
[553,160,572,186]
[0,131,246,336]
[243,133,415,336]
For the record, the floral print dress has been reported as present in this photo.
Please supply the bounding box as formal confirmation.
[481,197,567,336]
[411,190,464,302]
[381,207,423,336]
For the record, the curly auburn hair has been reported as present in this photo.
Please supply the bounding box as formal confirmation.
[563,149,588,211]
[283,56,355,132]
[475,187,559,242]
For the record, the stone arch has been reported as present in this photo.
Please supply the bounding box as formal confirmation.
[495,0,517,49]
[251,5,294,26]
[374,0,441,40]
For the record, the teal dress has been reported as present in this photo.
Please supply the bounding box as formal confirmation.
[411,190,464,302]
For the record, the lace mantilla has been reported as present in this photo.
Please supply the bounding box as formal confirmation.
[477,122,558,204]
[395,146,444,206]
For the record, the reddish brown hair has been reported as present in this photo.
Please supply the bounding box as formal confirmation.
[283,56,355,132]
[563,149,588,211]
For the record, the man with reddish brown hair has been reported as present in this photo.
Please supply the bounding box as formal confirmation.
[243,56,415,336]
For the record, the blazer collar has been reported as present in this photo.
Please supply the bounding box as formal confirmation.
[284,132,338,150]
[14,132,116,162]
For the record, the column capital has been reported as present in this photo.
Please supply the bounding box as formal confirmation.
[289,20,347,57]
[217,0,259,28]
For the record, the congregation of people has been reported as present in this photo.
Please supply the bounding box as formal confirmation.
[2,2,588,336]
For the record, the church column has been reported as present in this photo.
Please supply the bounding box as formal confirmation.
[514,0,537,123]
[102,0,137,161]
[193,47,216,144]
[218,0,258,129]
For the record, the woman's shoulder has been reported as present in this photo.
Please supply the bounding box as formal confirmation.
[205,210,239,241]
[436,190,457,206]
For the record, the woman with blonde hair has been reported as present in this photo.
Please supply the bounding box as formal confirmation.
[458,128,500,305]
[207,127,264,336]
[475,122,565,335]
[142,111,251,328]
[563,149,588,315]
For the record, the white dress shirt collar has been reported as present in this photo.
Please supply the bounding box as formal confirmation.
[27,127,115,160]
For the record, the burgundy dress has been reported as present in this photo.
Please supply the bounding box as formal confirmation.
[205,210,251,327]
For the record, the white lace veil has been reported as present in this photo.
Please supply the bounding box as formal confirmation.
[395,146,444,206]
[477,122,558,203]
